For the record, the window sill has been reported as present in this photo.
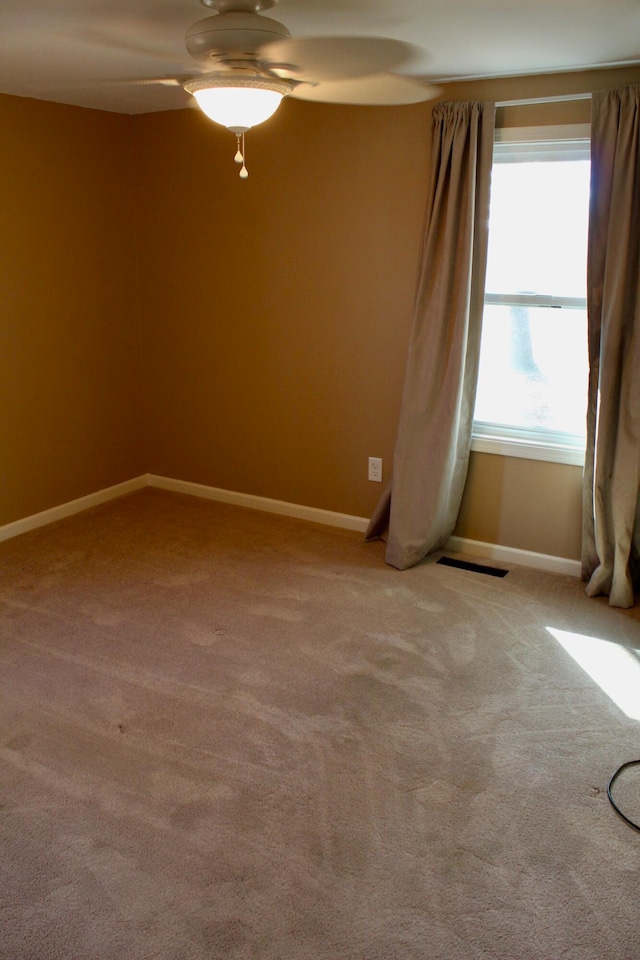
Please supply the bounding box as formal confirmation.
[471,434,585,466]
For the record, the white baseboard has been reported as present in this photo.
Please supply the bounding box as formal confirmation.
[0,475,148,543]
[148,474,370,533]
[444,535,581,578]
[0,475,581,580]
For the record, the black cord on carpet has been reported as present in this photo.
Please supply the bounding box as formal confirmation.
[607,760,640,831]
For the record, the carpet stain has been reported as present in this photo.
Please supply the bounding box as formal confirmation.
[202,919,252,953]
[169,799,212,831]
[5,733,32,751]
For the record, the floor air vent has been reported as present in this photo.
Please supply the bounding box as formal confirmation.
[437,557,508,578]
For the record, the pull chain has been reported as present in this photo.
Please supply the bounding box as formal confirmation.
[234,132,248,180]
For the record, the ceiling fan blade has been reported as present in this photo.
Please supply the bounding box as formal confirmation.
[289,73,440,106]
[99,77,184,87]
[258,36,420,82]
[70,26,195,66]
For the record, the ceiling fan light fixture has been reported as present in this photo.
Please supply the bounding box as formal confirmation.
[183,76,293,132]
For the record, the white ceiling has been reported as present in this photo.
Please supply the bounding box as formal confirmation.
[1,0,640,115]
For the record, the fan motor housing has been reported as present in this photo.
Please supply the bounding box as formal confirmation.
[186,13,291,60]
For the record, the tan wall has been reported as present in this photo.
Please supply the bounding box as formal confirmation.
[0,95,144,526]
[455,455,583,560]
[134,100,429,517]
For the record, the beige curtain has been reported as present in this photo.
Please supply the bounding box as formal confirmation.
[582,86,640,608]
[366,101,495,569]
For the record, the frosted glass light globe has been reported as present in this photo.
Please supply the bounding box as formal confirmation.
[184,77,293,132]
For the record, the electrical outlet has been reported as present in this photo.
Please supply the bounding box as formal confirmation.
[368,457,383,483]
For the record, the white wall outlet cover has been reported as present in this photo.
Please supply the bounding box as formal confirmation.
[368,457,383,482]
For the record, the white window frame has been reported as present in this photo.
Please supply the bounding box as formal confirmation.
[471,124,591,466]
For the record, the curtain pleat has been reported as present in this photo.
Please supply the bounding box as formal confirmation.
[366,101,495,570]
[583,85,640,608]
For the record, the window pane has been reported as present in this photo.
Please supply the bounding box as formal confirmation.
[475,303,588,436]
[484,159,590,300]
[475,143,591,455]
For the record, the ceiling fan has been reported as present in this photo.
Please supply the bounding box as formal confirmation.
[134,0,439,177]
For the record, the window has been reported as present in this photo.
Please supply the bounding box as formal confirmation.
[472,125,591,465]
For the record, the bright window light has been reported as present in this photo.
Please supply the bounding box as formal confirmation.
[547,627,640,721]
[473,133,591,463]
[484,159,590,300]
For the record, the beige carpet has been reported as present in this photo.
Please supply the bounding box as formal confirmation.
[1,488,639,959]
